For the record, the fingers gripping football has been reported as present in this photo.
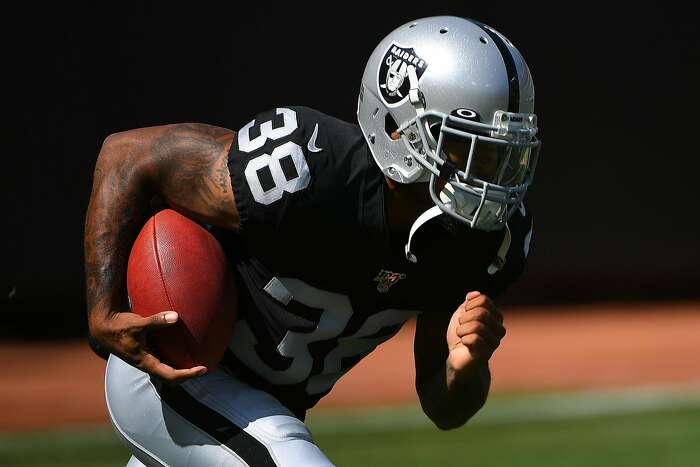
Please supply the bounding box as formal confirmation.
[97,311,207,385]
[134,312,208,384]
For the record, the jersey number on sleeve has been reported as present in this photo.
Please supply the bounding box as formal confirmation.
[238,108,310,205]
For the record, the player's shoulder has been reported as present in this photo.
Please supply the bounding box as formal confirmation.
[285,105,357,128]
[233,106,363,158]
[241,105,357,135]
[226,105,374,228]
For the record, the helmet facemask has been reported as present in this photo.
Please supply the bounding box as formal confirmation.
[398,109,540,231]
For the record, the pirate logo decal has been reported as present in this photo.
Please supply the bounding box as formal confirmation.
[378,42,428,106]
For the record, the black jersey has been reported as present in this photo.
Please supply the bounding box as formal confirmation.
[211,106,532,419]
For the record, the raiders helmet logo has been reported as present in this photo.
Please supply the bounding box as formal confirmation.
[378,42,428,106]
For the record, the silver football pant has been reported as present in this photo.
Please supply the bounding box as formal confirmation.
[105,354,334,467]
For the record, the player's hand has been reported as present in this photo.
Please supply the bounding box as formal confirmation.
[89,310,207,384]
[446,291,506,377]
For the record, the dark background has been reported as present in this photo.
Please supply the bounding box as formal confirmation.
[4,2,699,339]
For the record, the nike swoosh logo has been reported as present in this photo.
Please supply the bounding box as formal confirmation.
[307,123,323,153]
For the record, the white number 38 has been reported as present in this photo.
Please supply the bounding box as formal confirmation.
[238,108,310,205]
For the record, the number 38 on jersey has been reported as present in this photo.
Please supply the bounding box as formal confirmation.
[238,108,311,205]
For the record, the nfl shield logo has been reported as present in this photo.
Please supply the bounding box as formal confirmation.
[373,269,407,293]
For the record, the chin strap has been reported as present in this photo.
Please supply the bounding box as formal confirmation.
[487,224,511,275]
[404,205,512,275]
[405,205,443,263]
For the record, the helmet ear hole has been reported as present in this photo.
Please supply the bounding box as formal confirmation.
[384,113,399,139]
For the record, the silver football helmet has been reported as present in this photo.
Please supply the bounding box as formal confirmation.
[357,16,541,245]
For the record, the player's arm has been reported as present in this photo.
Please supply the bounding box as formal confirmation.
[84,123,238,383]
[413,292,506,430]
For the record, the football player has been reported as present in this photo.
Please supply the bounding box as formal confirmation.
[85,16,540,467]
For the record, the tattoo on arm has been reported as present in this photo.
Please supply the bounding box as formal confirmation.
[84,142,152,317]
[150,123,236,224]
[84,123,236,321]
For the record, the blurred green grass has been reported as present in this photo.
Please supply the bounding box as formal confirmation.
[314,406,700,467]
[2,392,699,467]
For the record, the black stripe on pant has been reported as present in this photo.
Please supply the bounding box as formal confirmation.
[160,384,277,467]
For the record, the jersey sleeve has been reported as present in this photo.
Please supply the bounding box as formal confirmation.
[227,106,364,236]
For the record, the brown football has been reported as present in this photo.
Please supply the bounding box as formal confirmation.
[127,209,237,370]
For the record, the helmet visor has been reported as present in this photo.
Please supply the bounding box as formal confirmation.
[440,135,533,187]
